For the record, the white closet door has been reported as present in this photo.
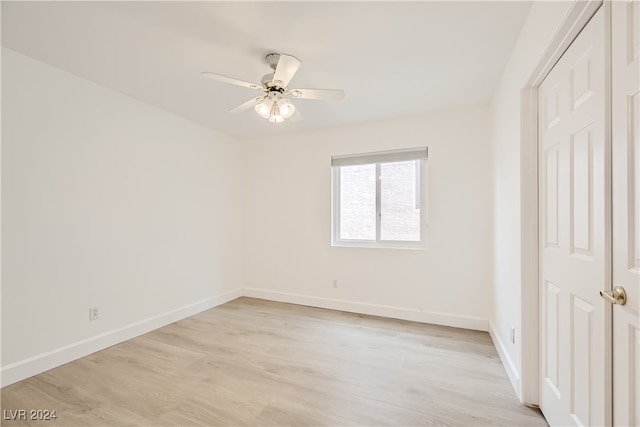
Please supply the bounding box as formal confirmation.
[612,1,640,425]
[539,7,609,426]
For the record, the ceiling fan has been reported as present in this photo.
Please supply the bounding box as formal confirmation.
[202,53,345,123]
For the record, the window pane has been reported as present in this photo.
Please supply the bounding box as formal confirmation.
[339,164,376,240]
[380,161,420,241]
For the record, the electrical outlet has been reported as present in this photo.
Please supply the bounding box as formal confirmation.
[510,326,516,344]
[89,307,100,321]
[332,280,338,288]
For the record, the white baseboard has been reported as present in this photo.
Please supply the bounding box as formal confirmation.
[243,288,488,331]
[488,321,521,400]
[0,288,243,387]
[2,288,492,387]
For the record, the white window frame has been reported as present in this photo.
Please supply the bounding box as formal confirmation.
[331,147,428,249]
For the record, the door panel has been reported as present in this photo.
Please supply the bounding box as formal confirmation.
[571,125,594,257]
[539,7,608,426]
[612,1,640,425]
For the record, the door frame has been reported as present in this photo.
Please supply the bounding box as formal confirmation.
[519,0,608,407]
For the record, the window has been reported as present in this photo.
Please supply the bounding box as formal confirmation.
[331,147,427,248]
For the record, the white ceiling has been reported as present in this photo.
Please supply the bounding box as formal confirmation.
[1,1,532,140]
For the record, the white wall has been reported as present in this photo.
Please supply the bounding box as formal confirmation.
[1,48,245,385]
[244,106,493,330]
[490,1,573,398]
[3,1,574,389]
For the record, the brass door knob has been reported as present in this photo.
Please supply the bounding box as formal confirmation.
[599,286,627,305]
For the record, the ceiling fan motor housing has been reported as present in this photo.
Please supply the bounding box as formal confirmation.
[261,72,275,85]
[263,53,288,91]
[261,73,285,92]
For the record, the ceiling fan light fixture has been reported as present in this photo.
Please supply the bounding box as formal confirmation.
[267,100,284,123]
[268,114,284,123]
[276,98,295,118]
[255,97,272,119]
[253,92,294,123]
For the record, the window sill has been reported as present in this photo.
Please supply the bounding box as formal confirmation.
[331,241,427,250]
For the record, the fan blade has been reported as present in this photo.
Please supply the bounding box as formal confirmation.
[288,88,345,101]
[201,72,263,90]
[230,96,264,113]
[272,54,301,87]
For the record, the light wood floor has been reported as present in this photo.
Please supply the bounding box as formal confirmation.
[1,298,547,426]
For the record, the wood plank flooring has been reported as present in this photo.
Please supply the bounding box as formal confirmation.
[1,297,547,426]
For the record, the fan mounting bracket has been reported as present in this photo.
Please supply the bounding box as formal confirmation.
[265,53,280,70]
